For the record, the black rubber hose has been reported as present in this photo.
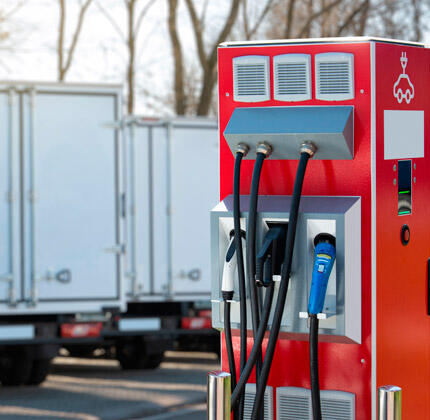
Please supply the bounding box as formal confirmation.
[223,297,238,419]
[247,152,266,417]
[310,315,322,420]
[233,151,247,420]
[250,152,311,419]
[231,273,275,408]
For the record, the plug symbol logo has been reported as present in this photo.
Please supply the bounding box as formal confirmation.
[393,52,415,104]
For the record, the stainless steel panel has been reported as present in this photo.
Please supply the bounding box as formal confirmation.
[211,195,361,343]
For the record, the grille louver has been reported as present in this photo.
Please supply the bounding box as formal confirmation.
[316,52,354,100]
[277,387,311,419]
[243,384,273,419]
[274,54,311,101]
[277,387,355,420]
[233,56,270,102]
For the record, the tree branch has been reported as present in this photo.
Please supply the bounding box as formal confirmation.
[246,0,276,40]
[62,0,93,78]
[58,0,66,80]
[184,0,207,69]
[297,0,343,38]
[167,0,186,115]
[336,0,369,37]
[134,0,157,37]
[95,0,126,41]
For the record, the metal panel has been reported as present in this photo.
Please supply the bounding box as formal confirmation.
[21,89,122,310]
[211,195,361,343]
[129,119,218,300]
[169,124,219,297]
[224,106,354,160]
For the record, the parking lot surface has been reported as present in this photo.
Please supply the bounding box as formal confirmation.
[0,351,218,420]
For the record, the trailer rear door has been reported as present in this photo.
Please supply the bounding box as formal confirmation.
[20,86,123,312]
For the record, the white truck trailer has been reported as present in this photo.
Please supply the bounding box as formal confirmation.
[0,82,218,384]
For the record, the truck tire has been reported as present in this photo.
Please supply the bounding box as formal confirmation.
[117,342,164,370]
[0,353,32,386]
[26,359,51,385]
[143,353,164,369]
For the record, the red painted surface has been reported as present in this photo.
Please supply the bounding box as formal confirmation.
[218,42,372,419]
[375,43,430,418]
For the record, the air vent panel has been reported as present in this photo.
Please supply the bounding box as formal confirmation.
[233,56,270,102]
[277,387,311,419]
[243,383,273,419]
[316,52,354,101]
[274,54,311,101]
[277,387,355,420]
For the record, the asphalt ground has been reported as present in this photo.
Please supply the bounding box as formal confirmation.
[0,351,218,420]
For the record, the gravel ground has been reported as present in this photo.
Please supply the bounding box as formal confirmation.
[0,351,218,420]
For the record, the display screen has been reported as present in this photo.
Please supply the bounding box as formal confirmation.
[398,160,412,215]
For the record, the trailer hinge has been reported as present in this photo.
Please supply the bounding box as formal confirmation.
[0,274,17,307]
[104,244,125,254]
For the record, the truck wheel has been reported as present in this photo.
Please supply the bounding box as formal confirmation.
[142,353,164,369]
[117,342,164,370]
[26,359,51,385]
[117,342,147,370]
[0,353,32,386]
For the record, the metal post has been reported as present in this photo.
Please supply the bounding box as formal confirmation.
[378,385,402,420]
[207,371,231,420]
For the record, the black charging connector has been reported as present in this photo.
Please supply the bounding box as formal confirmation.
[255,223,288,287]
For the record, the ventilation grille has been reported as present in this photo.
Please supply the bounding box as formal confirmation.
[243,383,273,419]
[316,53,354,100]
[277,387,311,419]
[274,54,311,101]
[321,392,355,420]
[233,56,270,102]
[277,387,355,420]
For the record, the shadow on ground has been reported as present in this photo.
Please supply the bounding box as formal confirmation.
[0,351,219,420]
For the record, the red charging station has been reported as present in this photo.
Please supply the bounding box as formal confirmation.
[214,37,430,420]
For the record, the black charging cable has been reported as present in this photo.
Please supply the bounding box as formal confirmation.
[231,225,286,408]
[233,145,249,420]
[247,143,272,419]
[310,314,322,420]
[250,144,316,419]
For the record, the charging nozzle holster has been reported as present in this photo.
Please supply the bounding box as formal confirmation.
[308,233,336,315]
[256,225,287,287]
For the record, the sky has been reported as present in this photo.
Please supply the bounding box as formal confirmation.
[1,0,195,115]
[2,0,430,116]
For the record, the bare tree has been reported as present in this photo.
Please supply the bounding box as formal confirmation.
[241,0,276,40]
[57,0,93,81]
[167,0,186,115]
[167,0,241,116]
[96,0,156,114]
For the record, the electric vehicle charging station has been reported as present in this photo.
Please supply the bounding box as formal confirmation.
[209,37,430,420]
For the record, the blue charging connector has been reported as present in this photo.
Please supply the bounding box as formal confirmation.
[308,233,336,315]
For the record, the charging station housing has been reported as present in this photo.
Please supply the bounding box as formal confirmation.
[213,37,430,419]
